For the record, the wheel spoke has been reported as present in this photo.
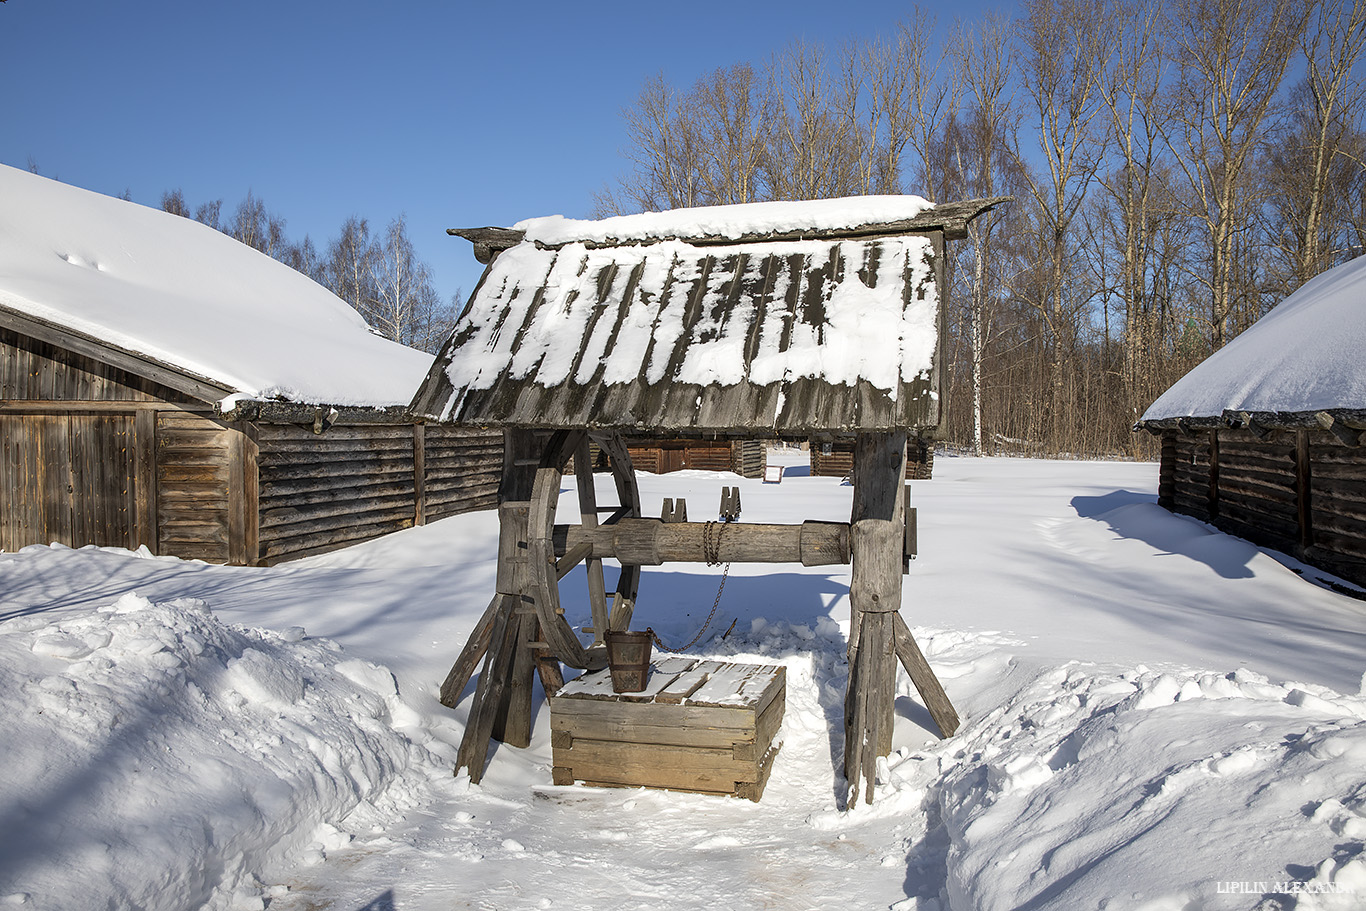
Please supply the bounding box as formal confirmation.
[573,438,610,645]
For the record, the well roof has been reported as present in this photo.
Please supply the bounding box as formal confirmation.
[411,196,1002,437]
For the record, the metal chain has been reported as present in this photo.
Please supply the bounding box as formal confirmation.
[651,520,731,654]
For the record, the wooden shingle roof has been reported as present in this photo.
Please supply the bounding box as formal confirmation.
[411,197,1003,437]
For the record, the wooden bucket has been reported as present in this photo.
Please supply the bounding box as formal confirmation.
[605,630,653,693]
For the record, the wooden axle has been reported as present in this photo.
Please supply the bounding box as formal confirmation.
[552,518,851,567]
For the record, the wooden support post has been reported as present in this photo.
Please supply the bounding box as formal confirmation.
[1296,428,1314,550]
[574,438,610,645]
[533,615,565,697]
[455,595,519,783]
[891,613,959,737]
[133,408,159,554]
[439,593,503,708]
[845,432,906,802]
[413,422,427,527]
[493,607,537,748]
[1207,430,1220,519]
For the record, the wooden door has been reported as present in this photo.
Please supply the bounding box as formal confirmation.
[0,411,138,551]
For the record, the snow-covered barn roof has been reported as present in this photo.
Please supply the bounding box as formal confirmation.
[411,196,1003,436]
[1141,256,1366,429]
[0,165,431,409]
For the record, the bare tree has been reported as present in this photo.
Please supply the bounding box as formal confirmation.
[160,189,192,218]
[693,64,768,205]
[324,216,375,317]
[1160,0,1312,347]
[1267,0,1366,288]
[1018,0,1111,450]
[863,8,953,198]
[193,199,223,232]
[604,72,708,213]
[936,13,1025,455]
[1094,0,1174,433]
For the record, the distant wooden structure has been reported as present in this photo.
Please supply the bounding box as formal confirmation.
[1,307,499,565]
[811,436,935,480]
[625,437,765,478]
[415,196,1005,802]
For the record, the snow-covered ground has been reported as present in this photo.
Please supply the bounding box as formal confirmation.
[4,452,1366,911]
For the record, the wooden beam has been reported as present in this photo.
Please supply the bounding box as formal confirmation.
[133,408,159,554]
[0,400,212,415]
[0,304,232,403]
[413,422,427,527]
[555,542,593,580]
[554,518,851,566]
[573,437,610,645]
[891,613,959,737]
[456,596,519,783]
[439,594,504,708]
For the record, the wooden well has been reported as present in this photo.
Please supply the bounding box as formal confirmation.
[550,657,786,801]
[416,196,1005,804]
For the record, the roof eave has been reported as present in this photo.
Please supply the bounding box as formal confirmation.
[448,196,1011,261]
[0,303,236,404]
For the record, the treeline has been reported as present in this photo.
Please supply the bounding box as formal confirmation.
[602,0,1366,459]
[159,188,460,354]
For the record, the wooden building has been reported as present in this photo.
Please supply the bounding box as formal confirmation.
[414,195,1004,802]
[624,437,765,478]
[810,436,934,480]
[0,165,499,565]
[1138,257,1366,588]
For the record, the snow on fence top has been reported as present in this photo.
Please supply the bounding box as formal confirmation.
[412,197,1004,436]
[0,165,431,409]
[1143,255,1366,423]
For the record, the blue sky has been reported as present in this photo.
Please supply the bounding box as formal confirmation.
[1,0,1001,304]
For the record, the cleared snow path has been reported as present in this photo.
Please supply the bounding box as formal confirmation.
[4,455,1366,910]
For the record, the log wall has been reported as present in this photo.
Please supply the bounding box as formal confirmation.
[3,329,503,565]
[1161,428,1366,587]
[255,424,500,565]
[1308,432,1366,585]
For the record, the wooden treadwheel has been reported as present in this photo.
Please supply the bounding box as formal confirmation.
[526,429,642,670]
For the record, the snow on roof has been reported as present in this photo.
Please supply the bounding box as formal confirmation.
[514,195,936,246]
[412,227,943,434]
[1143,256,1366,422]
[0,165,432,408]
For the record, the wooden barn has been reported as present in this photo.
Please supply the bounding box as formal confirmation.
[414,194,1004,802]
[1138,256,1366,588]
[0,165,499,565]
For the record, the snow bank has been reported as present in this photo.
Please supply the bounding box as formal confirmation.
[1143,256,1366,420]
[0,164,431,407]
[514,195,935,246]
[914,662,1366,910]
[0,592,445,911]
